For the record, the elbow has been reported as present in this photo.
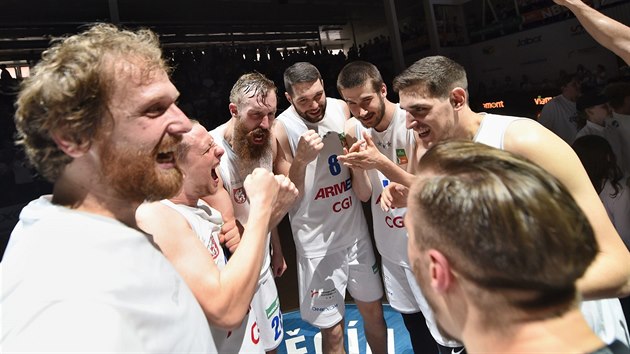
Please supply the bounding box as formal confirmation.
[204,308,248,331]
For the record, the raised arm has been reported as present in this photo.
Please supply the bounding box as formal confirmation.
[554,0,630,64]
[136,168,279,330]
[274,121,323,201]
[506,119,630,298]
[340,119,372,202]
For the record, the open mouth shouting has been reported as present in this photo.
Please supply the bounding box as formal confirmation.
[250,129,269,145]
[210,166,220,186]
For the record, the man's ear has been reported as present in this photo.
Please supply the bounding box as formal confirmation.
[51,131,90,158]
[428,249,455,293]
[284,92,293,105]
[450,88,467,111]
[229,103,238,118]
[380,83,388,98]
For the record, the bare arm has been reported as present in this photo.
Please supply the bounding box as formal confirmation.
[274,121,323,201]
[270,227,287,277]
[506,120,630,298]
[136,169,278,329]
[554,0,630,64]
[269,137,300,228]
[342,119,372,202]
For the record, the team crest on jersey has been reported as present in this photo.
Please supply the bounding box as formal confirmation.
[209,235,220,259]
[233,187,247,204]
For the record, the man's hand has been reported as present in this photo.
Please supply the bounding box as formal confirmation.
[380,182,409,211]
[295,129,323,164]
[272,174,299,217]
[271,248,287,278]
[244,168,280,206]
[338,131,386,170]
[219,218,241,254]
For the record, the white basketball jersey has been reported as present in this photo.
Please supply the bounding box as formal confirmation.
[210,123,272,277]
[353,105,416,266]
[160,200,264,354]
[277,98,370,258]
[474,113,630,347]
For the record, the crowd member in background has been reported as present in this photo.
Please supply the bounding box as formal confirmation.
[553,0,630,65]
[275,62,387,354]
[1,24,213,351]
[336,60,465,354]
[604,82,630,174]
[407,140,630,354]
[382,55,630,346]
[572,135,630,251]
[538,73,581,144]
[205,72,298,354]
[575,91,611,140]
[137,122,297,353]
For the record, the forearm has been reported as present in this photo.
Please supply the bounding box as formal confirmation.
[377,157,416,187]
[350,168,372,202]
[288,156,309,200]
[270,227,283,258]
[213,206,272,326]
[562,0,630,64]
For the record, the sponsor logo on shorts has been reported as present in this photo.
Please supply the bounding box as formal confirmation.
[265,297,279,319]
[311,303,339,312]
[451,347,465,354]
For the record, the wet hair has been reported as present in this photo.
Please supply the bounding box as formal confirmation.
[336,61,384,95]
[393,55,467,99]
[409,140,597,310]
[572,135,624,197]
[229,71,277,109]
[283,62,322,96]
[15,23,168,182]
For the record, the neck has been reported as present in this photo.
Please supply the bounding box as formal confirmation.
[224,118,235,148]
[169,186,199,207]
[374,99,397,132]
[462,307,604,353]
[460,106,485,140]
[52,165,142,229]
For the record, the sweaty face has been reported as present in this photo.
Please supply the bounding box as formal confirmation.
[399,86,457,149]
[181,124,224,197]
[232,91,276,173]
[288,80,327,123]
[341,83,386,130]
[101,61,191,203]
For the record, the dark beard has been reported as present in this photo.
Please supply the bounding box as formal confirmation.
[100,134,183,203]
[295,98,327,123]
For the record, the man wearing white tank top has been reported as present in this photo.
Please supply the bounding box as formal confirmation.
[381,55,630,347]
[336,61,466,354]
[204,72,300,354]
[407,140,630,354]
[275,62,388,354]
[137,122,296,353]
